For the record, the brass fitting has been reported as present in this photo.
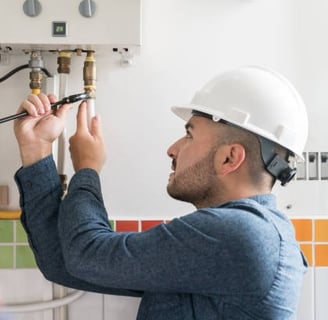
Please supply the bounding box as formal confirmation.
[28,51,44,95]
[59,174,68,194]
[57,51,72,74]
[29,69,42,94]
[83,51,96,98]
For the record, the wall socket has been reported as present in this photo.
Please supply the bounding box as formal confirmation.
[0,185,9,206]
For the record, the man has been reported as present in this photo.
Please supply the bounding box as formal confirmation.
[14,66,308,319]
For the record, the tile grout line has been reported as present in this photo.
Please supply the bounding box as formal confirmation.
[312,219,316,320]
[13,220,16,269]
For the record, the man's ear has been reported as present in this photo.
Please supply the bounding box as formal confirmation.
[215,144,246,176]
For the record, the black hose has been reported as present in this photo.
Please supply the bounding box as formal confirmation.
[41,67,53,78]
[0,64,29,82]
[0,64,53,83]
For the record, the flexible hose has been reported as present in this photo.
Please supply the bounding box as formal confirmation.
[41,67,53,78]
[1,291,85,313]
[0,64,53,83]
[0,64,29,83]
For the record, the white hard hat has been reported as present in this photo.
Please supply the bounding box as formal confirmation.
[172,66,308,160]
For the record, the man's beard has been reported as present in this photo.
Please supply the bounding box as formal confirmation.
[167,148,219,207]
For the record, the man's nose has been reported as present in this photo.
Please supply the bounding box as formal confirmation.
[167,138,183,159]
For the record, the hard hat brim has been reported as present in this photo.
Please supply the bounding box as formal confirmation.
[171,105,305,162]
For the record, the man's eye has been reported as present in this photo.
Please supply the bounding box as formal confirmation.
[185,131,192,138]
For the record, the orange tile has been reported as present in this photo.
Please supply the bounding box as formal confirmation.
[300,244,313,266]
[315,244,328,267]
[291,219,312,241]
[141,220,163,231]
[315,220,328,242]
[116,220,139,232]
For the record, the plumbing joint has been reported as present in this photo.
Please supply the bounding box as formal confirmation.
[83,51,96,98]
[57,51,72,74]
[28,50,44,95]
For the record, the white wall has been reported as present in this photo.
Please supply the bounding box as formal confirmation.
[0,0,326,319]
[0,0,305,218]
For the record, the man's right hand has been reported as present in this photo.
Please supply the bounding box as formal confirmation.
[14,93,71,167]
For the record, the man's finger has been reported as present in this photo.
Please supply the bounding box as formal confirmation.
[90,114,103,138]
[76,101,89,133]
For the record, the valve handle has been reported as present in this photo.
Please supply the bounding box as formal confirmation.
[23,0,42,17]
[79,0,96,18]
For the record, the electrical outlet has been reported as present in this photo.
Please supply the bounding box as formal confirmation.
[0,185,9,206]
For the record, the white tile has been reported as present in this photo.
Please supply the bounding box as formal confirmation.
[0,269,52,320]
[3,311,52,320]
[68,291,104,320]
[297,267,314,320]
[104,295,141,320]
[315,267,328,320]
[0,269,52,303]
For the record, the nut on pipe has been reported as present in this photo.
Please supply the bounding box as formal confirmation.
[59,174,68,194]
[29,69,42,94]
[57,51,72,74]
[29,51,44,95]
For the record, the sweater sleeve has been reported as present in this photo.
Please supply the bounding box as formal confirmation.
[14,156,142,297]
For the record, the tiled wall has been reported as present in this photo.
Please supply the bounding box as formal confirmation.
[0,217,327,269]
[291,218,328,267]
[0,220,36,269]
[0,216,327,320]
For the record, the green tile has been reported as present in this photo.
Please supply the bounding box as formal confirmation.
[16,221,28,243]
[0,220,13,243]
[16,245,37,268]
[109,219,115,230]
[0,246,14,268]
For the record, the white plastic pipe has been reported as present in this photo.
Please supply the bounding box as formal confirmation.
[1,291,84,313]
[55,72,70,320]
[86,97,96,130]
[57,73,68,175]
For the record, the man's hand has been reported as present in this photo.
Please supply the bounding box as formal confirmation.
[69,102,106,174]
[14,93,71,167]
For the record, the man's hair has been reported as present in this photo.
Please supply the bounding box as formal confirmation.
[215,122,288,188]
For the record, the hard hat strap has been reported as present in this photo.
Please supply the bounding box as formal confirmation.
[258,136,296,186]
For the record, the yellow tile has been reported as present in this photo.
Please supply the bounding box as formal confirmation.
[315,220,328,242]
[300,244,313,266]
[291,219,312,241]
[315,245,328,267]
